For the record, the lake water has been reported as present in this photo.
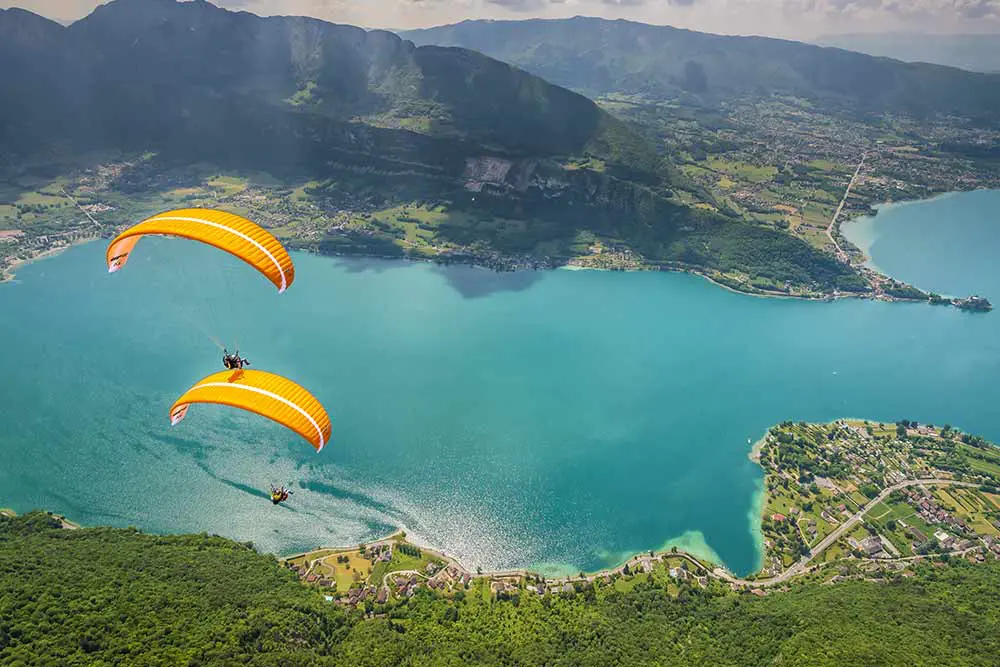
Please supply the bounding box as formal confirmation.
[2,190,998,576]
[842,189,1000,298]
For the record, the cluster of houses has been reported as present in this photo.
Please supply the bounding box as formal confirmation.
[74,158,135,194]
[819,503,850,526]
[930,530,977,552]
[667,566,708,587]
[982,536,1000,559]
[313,546,720,610]
[344,585,379,606]
[390,574,420,599]
[81,202,115,215]
[726,99,1000,239]
[427,564,472,592]
[286,561,336,589]
[847,535,889,557]
[902,488,971,538]
[367,544,393,563]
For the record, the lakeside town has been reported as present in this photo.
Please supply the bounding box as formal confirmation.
[283,420,1000,610]
[3,91,999,310]
[1,150,994,312]
[602,96,1000,305]
[3,419,998,608]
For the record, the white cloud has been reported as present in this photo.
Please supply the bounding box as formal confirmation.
[2,0,999,38]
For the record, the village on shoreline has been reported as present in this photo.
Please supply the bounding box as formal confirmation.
[283,419,1000,609]
[4,418,999,608]
[0,148,994,311]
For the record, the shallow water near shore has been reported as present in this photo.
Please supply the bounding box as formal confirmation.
[1,191,999,576]
[843,189,1000,298]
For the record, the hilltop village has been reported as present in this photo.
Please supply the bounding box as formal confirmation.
[286,420,1000,609]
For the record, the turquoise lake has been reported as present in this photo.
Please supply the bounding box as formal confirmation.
[1,190,998,576]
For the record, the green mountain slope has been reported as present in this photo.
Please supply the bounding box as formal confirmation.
[2,512,999,665]
[0,1,861,293]
[2,1,644,168]
[402,17,1000,124]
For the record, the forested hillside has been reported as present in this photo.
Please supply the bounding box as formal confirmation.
[0,0,863,295]
[402,18,1000,123]
[0,1,646,169]
[2,512,999,665]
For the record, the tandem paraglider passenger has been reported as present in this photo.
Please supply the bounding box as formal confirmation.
[223,349,250,370]
[270,484,292,505]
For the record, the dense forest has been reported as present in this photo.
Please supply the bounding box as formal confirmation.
[2,512,999,665]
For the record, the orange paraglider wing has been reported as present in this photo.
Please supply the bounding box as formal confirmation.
[169,370,332,451]
[106,208,295,293]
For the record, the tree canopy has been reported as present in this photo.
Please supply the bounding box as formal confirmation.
[2,512,1000,665]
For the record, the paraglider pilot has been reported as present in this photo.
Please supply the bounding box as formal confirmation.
[271,484,292,505]
[223,349,250,370]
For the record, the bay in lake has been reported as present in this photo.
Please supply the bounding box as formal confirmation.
[1,190,998,576]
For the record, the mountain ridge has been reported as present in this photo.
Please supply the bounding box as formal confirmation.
[0,0,864,295]
[401,17,1000,124]
[1,1,650,169]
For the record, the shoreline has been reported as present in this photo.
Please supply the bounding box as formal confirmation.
[0,235,99,285]
[6,417,998,595]
[319,247,947,307]
[290,426,780,583]
[836,193,994,309]
[4,190,987,310]
[748,432,769,463]
[279,417,1000,591]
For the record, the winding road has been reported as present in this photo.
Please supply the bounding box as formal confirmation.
[716,477,980,587]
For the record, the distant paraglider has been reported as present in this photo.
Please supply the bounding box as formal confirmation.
[169,369,333,452]
[105,208,295,293]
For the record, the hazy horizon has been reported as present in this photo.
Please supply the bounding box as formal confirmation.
[4,0,1000,41]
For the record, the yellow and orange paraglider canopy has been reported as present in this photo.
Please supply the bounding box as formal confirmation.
[106,208,295,293]
[169,370,332,452]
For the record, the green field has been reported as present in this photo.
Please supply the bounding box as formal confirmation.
[563,157,607,173]
[848,491,871,507]
[867,501,893,519]
[818,540,847,563]
[706,158,778,183]
[370,544,445,585]
[16,191,67,207]
[807,159,848,172]
[290,180,323,202]
[0,204,18,227]
[966,455,1000,478]
[935,488,1000,536]
[206,175,248,196]
[864,498,937,555]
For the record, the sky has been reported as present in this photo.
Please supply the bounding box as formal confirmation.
[3,0,1000,39]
